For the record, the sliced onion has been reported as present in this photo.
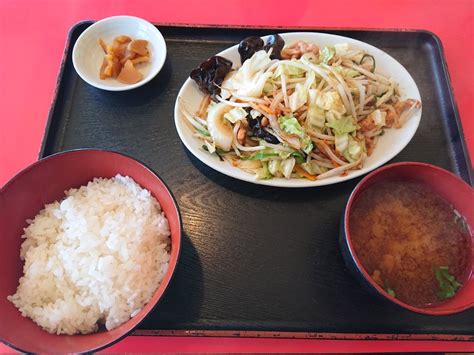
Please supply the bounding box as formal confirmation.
[232,121,265,152]
[180,104,209,132]
[216,95,250,107]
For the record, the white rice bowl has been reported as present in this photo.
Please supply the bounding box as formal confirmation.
[7,174,171,335]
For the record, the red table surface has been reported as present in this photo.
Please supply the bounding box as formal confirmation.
[0,0,473,353]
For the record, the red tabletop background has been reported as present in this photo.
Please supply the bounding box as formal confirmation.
[0,0,473,352]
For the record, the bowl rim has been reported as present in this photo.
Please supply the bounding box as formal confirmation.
[71,15,167,91]
[343,161,473,315]
[0,148,182,353]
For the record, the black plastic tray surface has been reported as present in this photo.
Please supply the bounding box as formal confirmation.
[41,23,473,339]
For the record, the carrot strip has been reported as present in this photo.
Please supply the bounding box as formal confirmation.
[257,104,275,116]
[197,95,211,118]
[295,164,317,181]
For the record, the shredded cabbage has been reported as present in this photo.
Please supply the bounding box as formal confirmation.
[301,136,314,154]
[335,134,348,153]
[224,107,248,123]
[334,43,349,57]
[314,90,346,116]
[280,157,296,179]
[301,161,323,175]
[268,159,281,175]
[250,109,262,119]
[289,70,315,112]
[343,136,363,162]
[326,116,356,135]
[307,89,326,129]
[255,161,272,179]
[279,116,304,136]
[333,65,359,78]
[223,50,273,97]
[371,109,386,127]
[319,46,335,64]
[278,61,306,77]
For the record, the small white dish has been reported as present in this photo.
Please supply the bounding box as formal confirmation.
[72,16,166,91]
[174,32,422,188]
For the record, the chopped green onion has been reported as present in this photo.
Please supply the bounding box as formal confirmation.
[202,144,225,161]
[196,128,211,137]
[291,151,306,164]
[360,54,376,73]
[385,287,396,297]
[433,266,462,300]
[241,151,279,161]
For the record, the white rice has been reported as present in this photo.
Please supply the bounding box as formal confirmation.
[7,174,171,335]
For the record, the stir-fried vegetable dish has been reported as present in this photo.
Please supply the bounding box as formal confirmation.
[181,35,421,180]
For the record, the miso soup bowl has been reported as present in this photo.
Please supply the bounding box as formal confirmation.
[0,149,181,352]
[340,162,474,315]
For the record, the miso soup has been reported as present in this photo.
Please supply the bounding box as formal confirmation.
[349,181,471,306]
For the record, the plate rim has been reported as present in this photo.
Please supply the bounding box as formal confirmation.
[174,31,422,188]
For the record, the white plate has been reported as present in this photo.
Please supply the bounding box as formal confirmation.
[174,32,422,187]
[73,16,167,91]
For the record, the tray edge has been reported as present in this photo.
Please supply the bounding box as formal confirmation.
[132,329,474,341]
[415,30,473,184]
[38,20,94,159]
[37,22,474,340]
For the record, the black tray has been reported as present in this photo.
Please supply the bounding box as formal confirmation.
[40,22,474,341]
